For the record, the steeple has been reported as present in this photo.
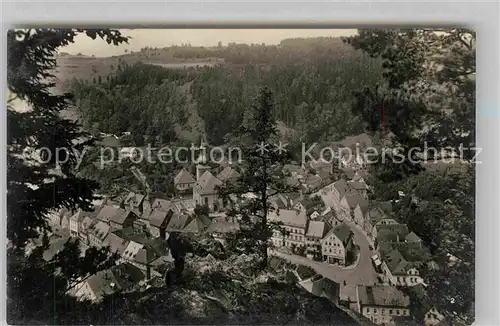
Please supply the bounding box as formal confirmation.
[195,134,209,165]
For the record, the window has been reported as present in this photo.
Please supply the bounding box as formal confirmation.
[374,309,377,314]
[366,308,370,313]
[389,310,393,315]
[396,310,400,315]
[382,309,385,314]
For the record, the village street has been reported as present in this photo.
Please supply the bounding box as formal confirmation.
[270,220,379,286]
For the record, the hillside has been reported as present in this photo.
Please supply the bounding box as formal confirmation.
[66,37,383,146]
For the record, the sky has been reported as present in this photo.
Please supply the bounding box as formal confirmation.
[62,29,357,57]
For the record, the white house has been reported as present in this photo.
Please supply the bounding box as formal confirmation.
[193,165,223,211]
[356,285,411,325]
[380,249,424,287]
[174,168,196,191]
[268,208,308,250]
[305,220,330,258]
[321,223,353,266]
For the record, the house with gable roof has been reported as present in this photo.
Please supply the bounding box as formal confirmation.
[268,207,308,250]
[216,166,240,184]
[321,222,354,266]
[364,201,394,235]
[71,263,144,303]
[111,209,138,230]
[88,221,111,248]
[380,247,424,287]
[95,205,137,231]
[309,210,320,220]
[356,285,411,325]
[121,192,145,216]
[409,284,446,326]
[318,207,343,228]
[102,232,129,256]
[148,208,173,239]
[373,223,410,244]
[165,213,190,232]
[193,164,223,211]
[305,220,331,258]
[311,179,348,216]
[174,168,196,192]
[69,207,99,237]
[184,214,211,233]
[339,191,368,222]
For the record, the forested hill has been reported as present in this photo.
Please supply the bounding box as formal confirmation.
[68,36,384,145]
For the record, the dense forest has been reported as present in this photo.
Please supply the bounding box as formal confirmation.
[70,37,383,146]
[124,37,362,64]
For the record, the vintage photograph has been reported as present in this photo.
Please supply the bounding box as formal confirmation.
[7,28,475,325]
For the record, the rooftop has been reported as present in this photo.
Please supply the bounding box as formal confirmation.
[306,220,330,238]
[195,171,223,195]
[357,285,410,307]
[376,223,410,242]
[216,166,240,183]
[149,208,173,228]
[205,221,240,234]
[343,193,369,212]
[174,168,196,185]
[151,198,172,211]
[165,213,190,231]
[331,223,352,244]
[268,208,307,228]
[123,192,145,208]
[102,232,129,255]
[183,214,211,233]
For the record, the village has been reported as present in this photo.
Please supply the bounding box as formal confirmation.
[21,135,450,326]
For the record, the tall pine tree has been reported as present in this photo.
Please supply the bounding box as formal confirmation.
[7,28,128,323]
[219,86,299,269]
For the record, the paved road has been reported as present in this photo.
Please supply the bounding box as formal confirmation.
[270,220,378,286]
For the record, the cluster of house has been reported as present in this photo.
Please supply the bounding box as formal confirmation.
[269,256,446,326]
[338,281,448,326]
[44,182,240,302]
[38,134,447,324]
